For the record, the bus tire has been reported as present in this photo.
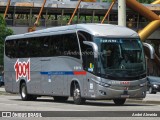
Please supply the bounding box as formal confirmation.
[54,96,68,102]
[73,84,86,105]
[30,95,37,101]
[20,82,32,101]
[149,87,156,94]
[113,98,126,105]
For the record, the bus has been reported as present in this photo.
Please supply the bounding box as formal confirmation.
[4,24,147,105]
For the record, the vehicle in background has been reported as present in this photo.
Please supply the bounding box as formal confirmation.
[147,76,160,94]
[0,75,4,87]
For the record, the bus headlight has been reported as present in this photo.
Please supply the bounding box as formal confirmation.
[153,84,158,88]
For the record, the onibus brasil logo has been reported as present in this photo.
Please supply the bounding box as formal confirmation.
[14,59,30,82]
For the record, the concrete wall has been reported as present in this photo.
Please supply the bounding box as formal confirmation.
[148,30,160,40]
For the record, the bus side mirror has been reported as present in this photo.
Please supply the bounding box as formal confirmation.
[143,43,155,59]
[83,41,98,58]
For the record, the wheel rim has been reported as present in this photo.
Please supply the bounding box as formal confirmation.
[149,87,152,93]
[74,88,80,99]
[21,86,26,98]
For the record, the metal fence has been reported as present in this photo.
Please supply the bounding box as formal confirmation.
[5,18,149,29]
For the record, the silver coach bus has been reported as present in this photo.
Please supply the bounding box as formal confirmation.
[4,24,147,105]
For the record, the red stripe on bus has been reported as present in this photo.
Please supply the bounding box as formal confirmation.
[74,71,87,75]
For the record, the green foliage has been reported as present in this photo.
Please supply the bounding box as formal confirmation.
[137,0,155,3]
[106,0,155,3]
[106,0,112,2]
[0,15,13,66]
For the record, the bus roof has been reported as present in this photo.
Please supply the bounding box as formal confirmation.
[6,24,139,40]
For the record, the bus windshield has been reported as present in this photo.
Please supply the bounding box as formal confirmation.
[94,37,146,80]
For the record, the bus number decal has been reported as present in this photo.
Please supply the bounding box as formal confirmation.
[14,59,30,82]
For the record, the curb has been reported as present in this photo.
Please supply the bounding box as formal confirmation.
[0,87,5,92]
[126,99,160,105]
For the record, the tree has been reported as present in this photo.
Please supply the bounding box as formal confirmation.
[137,0,155,3]
[106,0,155,3]
[0,15,13,68]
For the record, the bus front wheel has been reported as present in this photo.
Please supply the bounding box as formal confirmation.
[113,98,126,105]
[149,87,156,94]
[73,84,86,105]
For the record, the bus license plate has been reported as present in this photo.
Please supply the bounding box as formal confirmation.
[121,95,130,98]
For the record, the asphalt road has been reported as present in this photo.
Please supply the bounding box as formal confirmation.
[0,94,160,120]
[0,86,160,119]
[0,94,159,111]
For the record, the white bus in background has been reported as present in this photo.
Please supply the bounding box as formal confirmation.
[4,24,147,105]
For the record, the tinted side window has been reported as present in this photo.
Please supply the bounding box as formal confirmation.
[78,32,95,73]
[63,33,80,59]
[50,35,63,56]
[78,31,92,41]
[29,37,42,57]
[41,36,50,57]
[85,47,94,72]
[5,33,80,58]
[17,39,29,58]
[5,40,16,58]
[5,38,43,58]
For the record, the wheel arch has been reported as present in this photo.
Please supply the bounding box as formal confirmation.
[70,79,82,96]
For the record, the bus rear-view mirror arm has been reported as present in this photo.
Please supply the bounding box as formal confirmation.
[143,42,155,59]
[83,41,98,58]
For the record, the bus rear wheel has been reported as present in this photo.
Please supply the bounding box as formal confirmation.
[54,96,68,102]
[113,98,126,105]
[73,84,86,105]
[20,82,37,101]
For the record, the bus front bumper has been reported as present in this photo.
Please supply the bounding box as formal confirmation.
[87,85,147,100]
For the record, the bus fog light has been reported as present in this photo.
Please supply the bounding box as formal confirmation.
[99,90,106,95]
[140,83,146,87]
[99,82,110,87]
[104,84,110,87]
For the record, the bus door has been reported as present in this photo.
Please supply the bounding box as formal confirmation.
[82,42,97,97]
[78,32,97,97]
